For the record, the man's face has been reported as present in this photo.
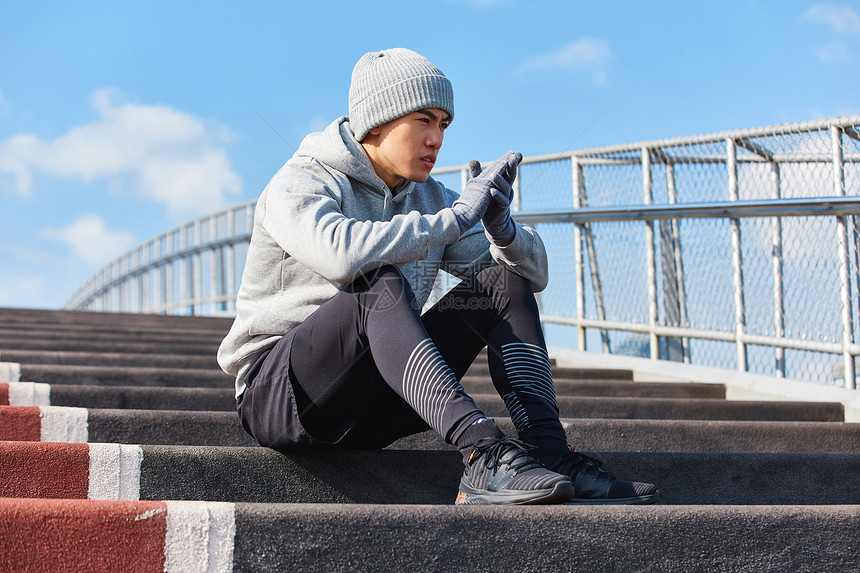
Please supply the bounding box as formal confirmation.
[362,108,451,189]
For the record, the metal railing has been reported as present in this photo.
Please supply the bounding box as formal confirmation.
[65,117,860,388]
[64,202,256,317]
[513,197,860,389]
[433,117,860,388]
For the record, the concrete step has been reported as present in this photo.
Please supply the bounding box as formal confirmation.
[3,404,859,453]
[2,499,856,573]
[391,418,860,454]
[536,366,632,380]
[0,307,233,330]
[0,320,228,340]
[0,337,219,355]
[462,377,726,399]
[3,306,857,571]
[2,382,236,411]
[1,329,224,347]
[2,381,836,421]
[0,349,563,374]
[0,406,253,446]
[476,394,844,422]
[0,380,724,413]
[3,362,630,387]
[9,363,233,387]
[2,441,859,505]
[0,328,226,348]
[0,349,220,370]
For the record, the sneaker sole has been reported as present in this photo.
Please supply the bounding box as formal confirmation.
[562,491,660,506]
[455,480,574,506]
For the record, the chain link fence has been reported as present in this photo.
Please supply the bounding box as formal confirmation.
[436,117,860,388]
[65,117,860,388]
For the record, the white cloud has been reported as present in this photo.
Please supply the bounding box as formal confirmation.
[0,88,242,214]
[803,4,860,33]
[516,39,611,84]
[803,4,860,63]
[812,42,850,63]
[42,214,137,265]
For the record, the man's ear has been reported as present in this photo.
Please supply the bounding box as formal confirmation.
[368,126,381,136]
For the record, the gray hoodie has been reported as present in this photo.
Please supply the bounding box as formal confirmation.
[217,117,548,397]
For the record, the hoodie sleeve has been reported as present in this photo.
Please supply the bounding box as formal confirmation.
[441,185,549,293]
[260,161,462,284]
[487,224,549,292]
[443,223,549,293]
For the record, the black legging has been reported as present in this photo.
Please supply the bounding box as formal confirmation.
[241,265,569,458]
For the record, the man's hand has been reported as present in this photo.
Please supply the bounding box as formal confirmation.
[473,151,521,245]
[452,151,519,235]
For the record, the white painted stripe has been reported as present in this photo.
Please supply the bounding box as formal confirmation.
[40,406,88,442]
[87,443,142,500]
[0,362,21,382]
[7,382,51,406]
[502,341,548,354]
[502,392,531,431]
[502,343,558,406]
[164,500,236,573]
[403,338,462,434]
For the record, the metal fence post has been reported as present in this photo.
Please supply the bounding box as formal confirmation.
[739,136,786,378]
[226,208,236,313]
[120,256,129,313]
[111,262,117,311]
[102,267,109,312]
[135,253,141,312]
[849,131,860,359]
[663,157,689,362]
[770,160,786,377]
[152,239,161,314]
[209,216,218,314]
[165,233,174,314]
[573,161,609,352]
[132,252,139,313]
[584,224,609,353]
[832,126,856,388]
[727,138,748,372]
[643,146,659,359]
[140,246,149,313]
[179,227,188,314]
[572,156,586,350]
[854,215,860,356]
[193,220,203,315]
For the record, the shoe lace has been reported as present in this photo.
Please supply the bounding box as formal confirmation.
[471,437,543,476]
[553,450,611,481]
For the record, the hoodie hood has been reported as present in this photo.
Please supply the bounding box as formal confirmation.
[294,117,415,197]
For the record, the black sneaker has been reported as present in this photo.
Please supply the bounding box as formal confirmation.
[544,448,659,505]
[456,437,574,505]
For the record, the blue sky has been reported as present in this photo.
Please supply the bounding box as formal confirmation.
[1,0,858,310]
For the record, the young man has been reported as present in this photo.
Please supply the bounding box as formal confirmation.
[218,48,658,505]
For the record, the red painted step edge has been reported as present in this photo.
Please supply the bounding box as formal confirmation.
[0,497,168,573]
[0,406,41,441]
[0,441,89,499]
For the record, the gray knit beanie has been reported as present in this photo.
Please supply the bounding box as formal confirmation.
[348,48,454,142]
